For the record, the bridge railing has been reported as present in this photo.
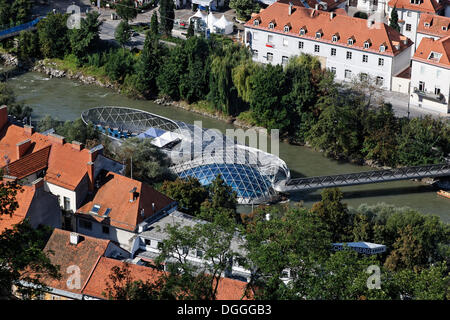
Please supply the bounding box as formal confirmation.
[282,163,450,191]
[0,17,44,39]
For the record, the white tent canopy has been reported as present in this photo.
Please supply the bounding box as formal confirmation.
[207,11,218,30]
[213,15,233,34]
[189,8,207,23]
[151,131,181,148]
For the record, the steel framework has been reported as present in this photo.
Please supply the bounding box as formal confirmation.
[275,163,450,192]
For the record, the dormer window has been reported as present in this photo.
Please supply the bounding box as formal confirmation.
[284,24,291,32]
[379,44,386,52]
[299,27,306,35]
[269,21,275,29]
[428,51,442,62]
[332,33,339,42]
[254,19,260,26]
[443,25,448,31]
[364,40,371,49]
[424,22,430,27]
[347,37,354,45]
[316,31,322,39]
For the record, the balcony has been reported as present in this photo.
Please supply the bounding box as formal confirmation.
[414,87,446,103]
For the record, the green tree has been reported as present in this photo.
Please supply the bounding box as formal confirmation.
[115,0,138,21]
[114,137,172,184]
[157,44,187,100]
[160,177,209,216]
[115,20,132,47]
[105,48,136,83]
[133,31,166,98]
[159,0,175,37]
[17,30,40,63]
[247,64,290,131]
[389,6,400,32]
[69,11,102,62]
[0,83,32,121]
[231,58,259,103]
[229,0,259,21]
[37,12,69,59]
[186,22,194,38]
[150,11,159,38]
[396,116,449,166]
[310,188,352,242]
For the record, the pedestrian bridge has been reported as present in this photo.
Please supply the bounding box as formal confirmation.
[0,17,44,41]
[274,163,450,192]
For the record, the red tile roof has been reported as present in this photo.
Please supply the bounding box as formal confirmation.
[4,146,50,179]
[0,185,35,233]
[417,13,450,38]
[76,172,175,232]
[277,0,347,11]
[41,229,110,295]
[413,35,450,68]
[82,257,251,300]
[388,0,443,13]
[0,121,95,191]
[246,3,413,57]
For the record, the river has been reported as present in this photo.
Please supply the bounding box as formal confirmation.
[5,71,449,222]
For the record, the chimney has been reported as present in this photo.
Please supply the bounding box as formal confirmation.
[87,161,95,192]
[129,187,137,202]
[88,144,104,163]
[69,232,80,245]
[24,125,34,136]
[0,105,8,131]
[31,177,44,192]
[288,2,293,15]
[367,18,375,28]
[48,133,65,145]
[16,139,31,159]
[71,141,83,151]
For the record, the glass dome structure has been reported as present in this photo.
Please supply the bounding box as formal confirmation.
[82,107,290,204]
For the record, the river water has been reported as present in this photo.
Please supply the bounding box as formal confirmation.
[5,71,449,222]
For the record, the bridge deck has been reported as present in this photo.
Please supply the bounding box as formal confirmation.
[276,163,450,192]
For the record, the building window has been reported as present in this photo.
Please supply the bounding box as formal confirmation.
[196,250,203,258]
[102,225,110,234]
[253,31,257,40]
[182,247,189,255]
[346,51,352,60]
[407,11,412,17]
[347,38,354,45]
[282,56,289,65]
[419,81,425,91]
[376,76,384,86]
[144,239,151,246]
[362,54,368,63]
[267,52,273,62]
[331,48,336,56]
[360,73,368,81]
[380,45,386,52]
[332,35,338,42]
[314,44,320,53]
[283,38,288,47]
[345,69,352,79]
[254,19,259,26]
[378,58,384,66]
[268,22,274,29]
[299,41,304,49]
[79,219,92,230]
[435,87,441,95]
[299,28,306,35]
[267,34,273,43]
[330,67,336,74]
[284,25,290,32]
[316,32,322,39]
[63,197,70,210]
[406,24,411,31]
[252,50,258,58]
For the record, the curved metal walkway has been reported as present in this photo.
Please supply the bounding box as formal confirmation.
[0,17,44,41]
[275,163,450,192]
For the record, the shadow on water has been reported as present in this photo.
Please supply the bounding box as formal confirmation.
[289,184,437,203]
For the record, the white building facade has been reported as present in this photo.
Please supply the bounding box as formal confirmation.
[410,36,450,113]
[245,3,413,90]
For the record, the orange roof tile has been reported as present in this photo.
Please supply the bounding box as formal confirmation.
[388,0,443,13]
[413,35,450,68]
[82,257,251,300]
[41,229,110,295]
[417,13,450,38]
[3,145,50,179]
[277,0,347,11]
[245,3,413,56]
[76,172,175,232]
[0,185,35,233]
